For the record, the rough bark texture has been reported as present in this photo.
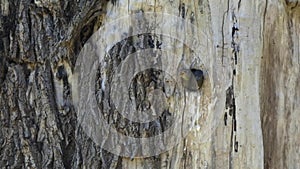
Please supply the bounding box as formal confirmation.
[0,0,299,169]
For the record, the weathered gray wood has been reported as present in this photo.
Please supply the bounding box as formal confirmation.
[0,0,299,168]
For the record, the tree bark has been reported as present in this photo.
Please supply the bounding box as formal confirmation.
[0,0,299,169]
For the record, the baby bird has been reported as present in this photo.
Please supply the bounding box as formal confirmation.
[179,68,204,91]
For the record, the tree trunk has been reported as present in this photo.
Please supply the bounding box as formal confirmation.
[0,0,299,169]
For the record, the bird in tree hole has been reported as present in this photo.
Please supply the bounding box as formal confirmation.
[179,68,204,91]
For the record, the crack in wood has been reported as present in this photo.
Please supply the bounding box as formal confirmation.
[221,0,230,64]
